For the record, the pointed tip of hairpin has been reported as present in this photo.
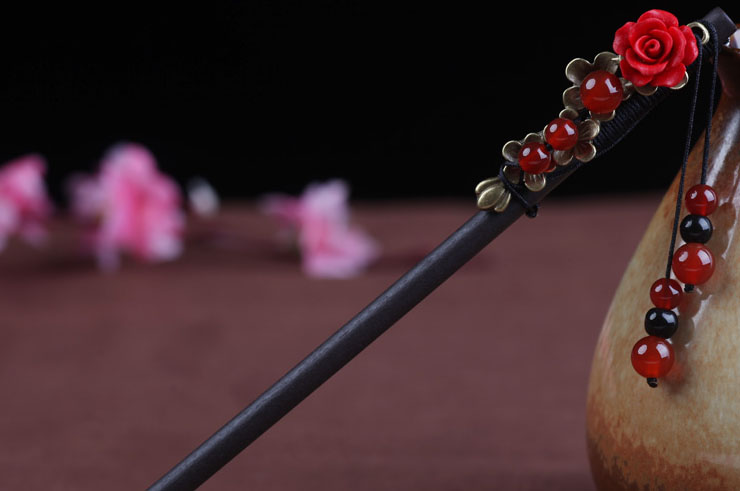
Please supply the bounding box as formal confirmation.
[647,378,659,388]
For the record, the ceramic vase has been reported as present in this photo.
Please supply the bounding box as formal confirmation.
[586,42,740,490]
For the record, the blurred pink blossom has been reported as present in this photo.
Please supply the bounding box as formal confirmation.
[0,154,52,250]
[69,143,185,271]
[261,179,379,278]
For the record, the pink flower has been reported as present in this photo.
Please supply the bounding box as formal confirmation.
[261,179,379,278]
[69,143,185,270]
[0,154,52,250]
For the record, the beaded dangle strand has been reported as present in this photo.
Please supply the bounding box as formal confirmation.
[472,10,719,389]
[630,22,719,388]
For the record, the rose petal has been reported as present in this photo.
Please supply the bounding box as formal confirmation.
[669,71,689,90]
[620,58,653,86]
[633,31,672,64]
[680,25,699,65]
[646,29,673,62]
[625,48,667,76]
[613,22,634,55]
[633,36,655,62]
[637,9,678,28]
[651,64,686,87]
[628,18,665,46]
[666,26,687,68]
[637,38,660,59]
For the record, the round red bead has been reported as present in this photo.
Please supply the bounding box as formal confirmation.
[685,184,718,216]
[580,70,623,114]
[517,142,551,174]
[672,243,715,285]
[545,118,579,150]
[631,335,675,379]
[650,278,683,309]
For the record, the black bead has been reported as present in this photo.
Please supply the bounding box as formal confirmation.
[680,214,713,244]
[644,308,678,338]
[647,377,658,388]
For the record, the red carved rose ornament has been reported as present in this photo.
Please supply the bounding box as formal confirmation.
[613,9,699,88]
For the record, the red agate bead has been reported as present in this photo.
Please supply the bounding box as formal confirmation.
[631,335,675,379]
[672,243,715,285]
[580,70,623,114]
[517,142,551,174]
[685,184,718,216]
[649,278,683,309]
[545,118,579,150]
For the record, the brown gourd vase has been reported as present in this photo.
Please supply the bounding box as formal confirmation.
[586,41,740,489]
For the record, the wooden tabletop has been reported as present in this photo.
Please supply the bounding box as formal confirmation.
[0,197,661,490]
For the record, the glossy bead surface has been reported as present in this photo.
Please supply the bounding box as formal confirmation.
[644,308,678,338]
[631,335,675,379]
[685,184,718,216]
[580,70,623,114]
[545,118,579,150]
[672,243,715,285]
[649,278,683,309]
[680,214,713,244]
[517,142,551,174]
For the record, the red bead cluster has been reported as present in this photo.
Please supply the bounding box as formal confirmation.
[515,70,628,175]
[673,184,717,286]
[516,115,586,176]
[631,184,718,387]
[503,49,635,186]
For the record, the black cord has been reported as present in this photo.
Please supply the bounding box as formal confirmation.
[664,32,705,280]
[701,21,720,185]
[497,164,539,218]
